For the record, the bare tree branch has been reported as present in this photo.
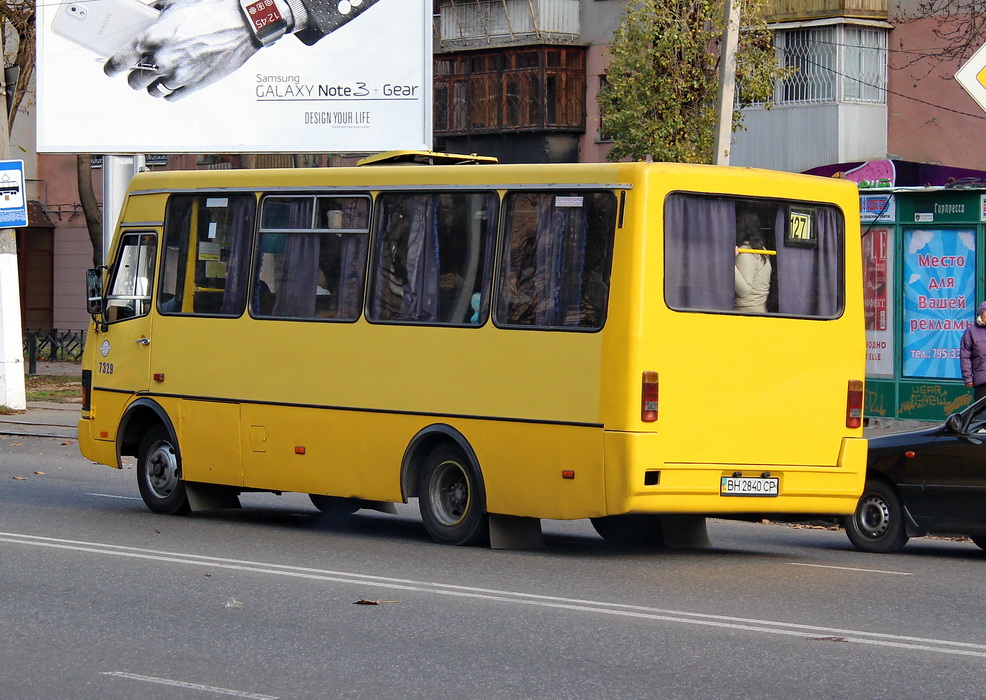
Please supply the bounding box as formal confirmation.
[895,0,986,73]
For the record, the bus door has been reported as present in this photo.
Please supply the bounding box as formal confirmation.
[90,230,158,443]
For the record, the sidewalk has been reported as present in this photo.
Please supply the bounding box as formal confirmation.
[0,402,79,439]
[1,362,82,439]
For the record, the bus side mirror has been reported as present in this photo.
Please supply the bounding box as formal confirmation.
[86,267,105,318]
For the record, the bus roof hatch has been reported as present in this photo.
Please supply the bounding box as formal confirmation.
[357,150,498,166]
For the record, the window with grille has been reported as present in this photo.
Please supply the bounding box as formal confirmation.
[843,27,887,103]
[773,25,887,106]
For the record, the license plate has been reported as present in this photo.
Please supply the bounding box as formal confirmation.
[720,476,779,497]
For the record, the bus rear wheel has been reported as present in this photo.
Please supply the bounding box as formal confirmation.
[418,444,489,546]
[590,514,665,548]
[137,425,190,515]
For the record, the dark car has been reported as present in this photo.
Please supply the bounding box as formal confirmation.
[846,398,986,553]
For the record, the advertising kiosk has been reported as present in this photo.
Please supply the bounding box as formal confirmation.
[862,186,986,421]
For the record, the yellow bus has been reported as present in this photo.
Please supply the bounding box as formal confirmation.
[80,154,867,549]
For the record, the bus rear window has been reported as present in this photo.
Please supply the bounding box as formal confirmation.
[663,193,844,318]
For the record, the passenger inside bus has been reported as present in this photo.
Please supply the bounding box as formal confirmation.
[733,211,772,313]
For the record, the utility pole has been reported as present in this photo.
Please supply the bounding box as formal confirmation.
[0,33,25,410]
[102,155,145,264]
[713,0,741,166]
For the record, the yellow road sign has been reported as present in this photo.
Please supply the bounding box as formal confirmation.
[956,42,986,113]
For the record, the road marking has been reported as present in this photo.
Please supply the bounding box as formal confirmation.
[86,493,143,501]
[101,671,276,699]
[3,531,984,658]
[790,562,912,576]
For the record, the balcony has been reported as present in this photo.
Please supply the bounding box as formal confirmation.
[436,0,581,50]
[766,0,888,22]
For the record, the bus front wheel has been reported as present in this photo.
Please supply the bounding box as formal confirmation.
[417,444,489,546]
[137,425,190,515]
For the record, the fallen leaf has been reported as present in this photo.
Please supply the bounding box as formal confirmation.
[11,443,21,447]
[812,636,848,643]
[353,599,399,605]
[61,441,74,446]
[34,471,44,475]
[11,476,26,480]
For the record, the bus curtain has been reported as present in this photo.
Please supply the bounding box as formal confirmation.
[372,194,441,322]
[664,196,737,311]
[272,198,319,318]
[533,194,590,326]
[400,196,441,321]
[774,206,840,317]
[219,197,255,315]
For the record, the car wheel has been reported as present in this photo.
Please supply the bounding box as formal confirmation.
[136,425,190,515]
[590,514,665,548]
[844,479,908,553]
[417,444,489,546]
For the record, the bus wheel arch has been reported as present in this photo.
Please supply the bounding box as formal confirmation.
[118,398,178,463]
[400,425,481,501]
[401,426,489,546]
[120,400,190,515]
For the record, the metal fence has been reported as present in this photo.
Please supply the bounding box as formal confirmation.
[23,329,87,374]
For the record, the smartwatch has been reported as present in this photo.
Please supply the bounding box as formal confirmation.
[240,0,289,47]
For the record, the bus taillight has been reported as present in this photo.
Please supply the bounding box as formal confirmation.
[846,379,864,429]
[641,371,659,422]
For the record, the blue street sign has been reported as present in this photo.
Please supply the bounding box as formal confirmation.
[0,160,27,228]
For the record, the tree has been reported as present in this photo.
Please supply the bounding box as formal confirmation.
[0,0,34,129]
[77,155,103,267]
[598,0,787,163]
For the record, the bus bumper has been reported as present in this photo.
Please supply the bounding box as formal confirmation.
[78,416,120,468]
[604,432,867,517]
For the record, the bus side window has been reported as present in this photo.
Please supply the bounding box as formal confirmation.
[496,191,617,330]
[253,195,370,321]
[105,232,156,323]
[368,192,497,326]
[158,194,255,317]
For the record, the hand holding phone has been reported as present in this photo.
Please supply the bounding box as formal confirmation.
[51,0,160,59]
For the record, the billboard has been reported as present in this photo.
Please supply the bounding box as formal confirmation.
[902,228,976,380]
[37,0,431,153]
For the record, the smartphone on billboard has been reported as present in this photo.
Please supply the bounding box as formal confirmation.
[51,0,159,59]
